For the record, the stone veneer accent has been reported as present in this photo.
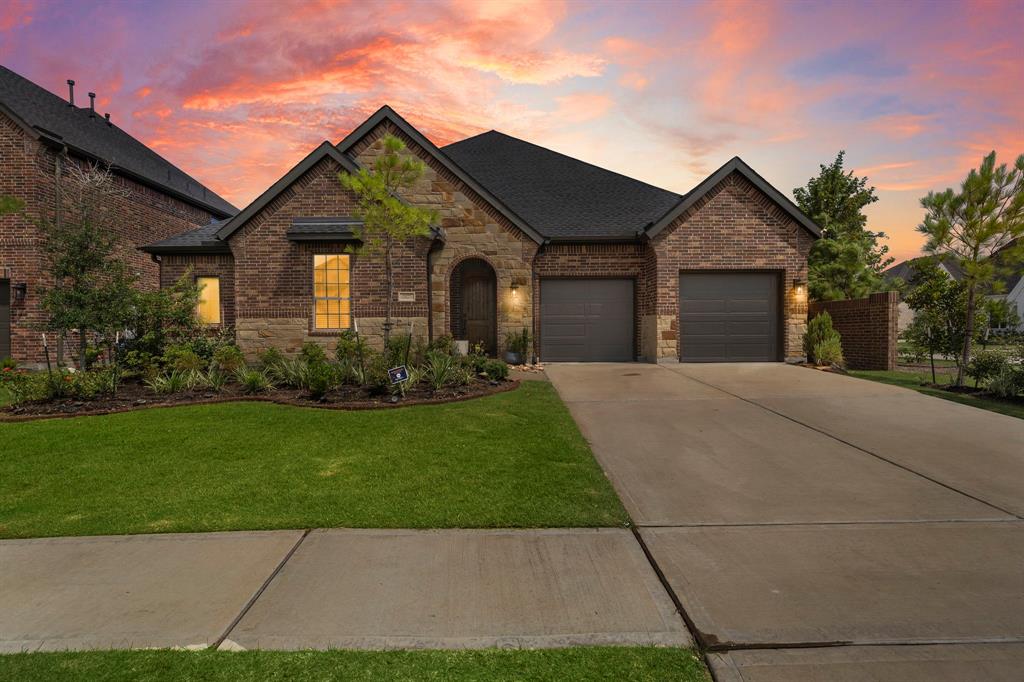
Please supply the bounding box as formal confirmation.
[236,316,428,359]
[351,122,537,356]
[809,291,899,370]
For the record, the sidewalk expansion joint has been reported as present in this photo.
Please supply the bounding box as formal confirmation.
[210,528,311,651]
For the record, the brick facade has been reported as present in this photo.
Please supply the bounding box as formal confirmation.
[0,111,218,364]
[809,291,899,370]
[649,171,815,362]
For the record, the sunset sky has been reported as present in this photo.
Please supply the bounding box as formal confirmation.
[2,0,1022,261]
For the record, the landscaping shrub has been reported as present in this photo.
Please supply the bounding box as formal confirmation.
[300,341,328,366]
[162,346,204,373]
[988,365,1024,399]
[464,342,488,373]
[424,351,456,391]
[1,357,17,370]
[967,349,1009,388]
[428,334,456,357]
[145,370,187,395]
[236,367,274,394]
[305,362,340,401]
[481,359,509,381]
[258,347,285,372]
[336,331,371,384]
[205,368,229,393]
[804,312,842,365]
[271,357,310,389]
[212,345,245,373]
[505,328,531,358]
[812,337,844,367]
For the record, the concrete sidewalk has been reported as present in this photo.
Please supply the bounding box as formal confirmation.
[0,527,690,653]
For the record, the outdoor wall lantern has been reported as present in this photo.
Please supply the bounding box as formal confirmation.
[12,282,27,303]
[510,282,520,298]
[793,279,806,301]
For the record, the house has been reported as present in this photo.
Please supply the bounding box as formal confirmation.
[885,249,1024,333]
[143,106,819,363]
[0,65,236,365]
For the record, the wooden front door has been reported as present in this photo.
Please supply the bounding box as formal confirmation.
[461,261,496,355]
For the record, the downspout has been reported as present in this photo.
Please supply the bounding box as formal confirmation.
[529,238,551,363]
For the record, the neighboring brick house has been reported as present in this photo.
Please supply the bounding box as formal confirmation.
[0,65,236,365]
[143,106,819,363]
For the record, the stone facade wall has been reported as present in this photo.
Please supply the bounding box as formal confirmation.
[0,111,218,364]
[228,154,432,359]
[351,122,537,355]
[809,291,899,370]
[159,254,236,329]
[532,242,648,359]
[651,171,815,362]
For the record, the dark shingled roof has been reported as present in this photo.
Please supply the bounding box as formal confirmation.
[142,219,230,254]
[883,256,964,284]
[0,65,236,218]
[442,130,682,240]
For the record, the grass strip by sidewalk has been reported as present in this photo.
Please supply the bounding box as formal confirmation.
[0,381,628,539]
[849,370,1024,420]
[0,647,710,682]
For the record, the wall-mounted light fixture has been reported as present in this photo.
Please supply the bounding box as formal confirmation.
[793,278,806,302]
[12,282,27,303]
[510,282,520,298]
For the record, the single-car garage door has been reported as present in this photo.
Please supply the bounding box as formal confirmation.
[541,279,633,362]
[679,272,779,362]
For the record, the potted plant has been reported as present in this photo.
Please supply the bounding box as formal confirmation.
[504,328,531,365]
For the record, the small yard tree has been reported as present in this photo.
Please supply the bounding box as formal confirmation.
[38,164,137,369]
[339,134,437,347]
[794,151,892,301]
[918,151,1024,386]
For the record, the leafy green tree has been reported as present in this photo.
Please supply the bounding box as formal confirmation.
[38,164,137,369]
[339,134,437,347]
[918,151,1024,385]
[794,151,892,300]
[903,259,984,384]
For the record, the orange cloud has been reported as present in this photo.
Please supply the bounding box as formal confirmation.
[555,92,613,123]
[618,72,649,91]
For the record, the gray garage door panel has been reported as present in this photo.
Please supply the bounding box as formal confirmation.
[541,279,633,362]
[679,272,778,362]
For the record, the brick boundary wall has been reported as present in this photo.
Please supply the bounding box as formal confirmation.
[809,291,899,370]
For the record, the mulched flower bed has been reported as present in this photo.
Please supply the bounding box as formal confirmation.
[1,378,519,421]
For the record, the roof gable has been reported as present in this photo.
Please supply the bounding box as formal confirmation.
[442,131,681,241]
[214,141,359,242]
[0,65,236,218]
[337,106,544,244]
[645,157,821,239]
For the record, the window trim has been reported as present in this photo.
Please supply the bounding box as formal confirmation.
[312,253,353,331]
[195,275,222,325]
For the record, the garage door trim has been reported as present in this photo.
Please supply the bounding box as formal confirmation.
[678,269,783,363]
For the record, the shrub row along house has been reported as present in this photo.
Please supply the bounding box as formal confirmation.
[0,65,235,365]
[2,65,820,365]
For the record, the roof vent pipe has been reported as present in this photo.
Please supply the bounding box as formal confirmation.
[104,113,111,126]
[67,80,75,106]
[88,92,96,118]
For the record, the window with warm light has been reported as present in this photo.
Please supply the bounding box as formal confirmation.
[196,276,221,324]
[313,254,351,330]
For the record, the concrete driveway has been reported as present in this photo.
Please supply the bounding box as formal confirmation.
[547,362,1024,681]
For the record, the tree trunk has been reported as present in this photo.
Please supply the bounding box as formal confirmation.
[958,285,977,387]
[383,237,393,349]
[79,331,87,371]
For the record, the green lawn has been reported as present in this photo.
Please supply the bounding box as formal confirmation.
[849,370,1024,420]
[0,648,710,682]
[0,382,628,538]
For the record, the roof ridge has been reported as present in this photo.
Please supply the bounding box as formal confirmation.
[444,129,682,199]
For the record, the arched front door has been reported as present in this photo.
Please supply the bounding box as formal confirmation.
[450,259,497,355]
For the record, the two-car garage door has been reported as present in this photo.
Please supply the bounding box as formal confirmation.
[538,273,780,362]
